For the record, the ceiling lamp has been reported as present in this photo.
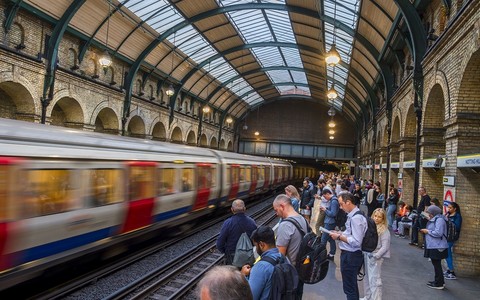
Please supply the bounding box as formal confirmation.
[329,130,335,135]
[165,84,174,96]
[328,106,336,117]
[328,121,336,128]
[202,106,210,113]
[327,84,338,100]
[329,136,335,140]
[325,44,341,66]
[254,131,260,136]
[99,50,112,69]
[226,116,233,124]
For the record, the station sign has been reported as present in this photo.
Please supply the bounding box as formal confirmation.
[457,154,480,167]
[403,160,415,169]
[423,158,445,168]
[391,162,400,169]
[443,176,455,186]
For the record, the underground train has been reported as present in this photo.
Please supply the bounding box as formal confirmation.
[0,118,295,290]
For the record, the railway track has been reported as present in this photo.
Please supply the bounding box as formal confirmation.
[31,197,278,300]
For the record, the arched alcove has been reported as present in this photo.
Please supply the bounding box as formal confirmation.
[227,140,233,152]
[127,115,146,138]
[186,130,196,145]
[94,107,119,135]
[0,81,36,121]
[200,134,208,147]
[220,139,226,150]
[50,97,84,128]
[171,126,183,144]
[152,122,167,141]
[210,136,218,149]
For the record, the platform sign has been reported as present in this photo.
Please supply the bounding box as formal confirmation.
[443,187,456,214]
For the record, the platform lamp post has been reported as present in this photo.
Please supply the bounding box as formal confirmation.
[99,1,112,72]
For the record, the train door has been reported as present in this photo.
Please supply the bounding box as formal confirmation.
[228,164,240,200]
[272,166,278,187]
[257,166,265,193]
[0,157,18,271]
[122,162,156,233]
[193,164,213,211]
[263,165,271,191]
[249,165,257,195]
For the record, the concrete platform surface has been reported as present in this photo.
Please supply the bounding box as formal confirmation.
[303,231,479,300]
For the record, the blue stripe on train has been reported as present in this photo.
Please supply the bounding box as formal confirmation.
[152,206,190,222]
[22,227,114,262]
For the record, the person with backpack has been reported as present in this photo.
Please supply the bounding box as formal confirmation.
[329,192,367,300]
[420,205,448,289]
[443,202,462,280]
[217,199,257,265]
[363,208,391,300]
[319,188,339,260]
[273,194,309,299]
[240,226,298,300]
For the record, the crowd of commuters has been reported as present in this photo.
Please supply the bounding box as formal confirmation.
[205,171,463,299]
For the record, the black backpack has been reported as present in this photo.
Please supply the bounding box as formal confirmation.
[335,201,348,229]
[443,218,459,242]
[283,218,329,284]
[261,255,298,300]
[352,211,378,252]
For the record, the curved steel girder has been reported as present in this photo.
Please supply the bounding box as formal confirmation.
[123,3,392,125]
[176,41,375,118]
[42,0,86,101]
[393,0,427,68]
[225,81,363,125]
[78,0,131,64]
[3,0,24,33]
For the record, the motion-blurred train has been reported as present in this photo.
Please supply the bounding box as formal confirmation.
[0,118,304,290]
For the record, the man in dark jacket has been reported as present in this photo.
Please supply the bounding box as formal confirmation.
[410,186,431,246]
[300,180,315,222]
[217,199,257,265]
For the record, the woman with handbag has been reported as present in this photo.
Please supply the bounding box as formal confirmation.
[420,205,448,289]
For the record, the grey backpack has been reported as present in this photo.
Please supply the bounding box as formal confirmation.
[232,232,255,267]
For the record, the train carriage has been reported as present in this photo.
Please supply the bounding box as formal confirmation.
[0,118,292,290]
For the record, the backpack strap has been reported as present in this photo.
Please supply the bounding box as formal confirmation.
[261,255,280,266]
[283,217,309,237]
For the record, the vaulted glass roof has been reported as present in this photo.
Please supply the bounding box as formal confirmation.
[26,0,402,125]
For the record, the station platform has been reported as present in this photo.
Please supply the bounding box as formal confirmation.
[303,231,479,300]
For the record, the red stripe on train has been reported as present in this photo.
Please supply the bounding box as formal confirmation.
[121,198,155,233]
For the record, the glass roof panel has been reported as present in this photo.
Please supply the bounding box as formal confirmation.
[218,0,310,96]
[122,0,263,107]
[324,0,360,111]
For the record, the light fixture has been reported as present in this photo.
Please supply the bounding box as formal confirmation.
[327,84,338,100]
[254,131,260,136]
[329,130,335,135]
[329,136,335,140]
[165,84,174,96]
[226,116,233,124]
[99,1,112,69]
[325,44,340,66]
[328,121,336,128]
[243,124,248,130]
[202,106,210,113]
[328,106,336,117]
[166,32,176,97]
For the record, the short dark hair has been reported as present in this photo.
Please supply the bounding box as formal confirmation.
[250,225,276,246]
[338,192,356,205]
[322,188,333,195]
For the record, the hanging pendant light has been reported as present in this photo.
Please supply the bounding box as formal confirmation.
[254,131,260,136]
[325,44,341,66]
[226,116,233,124]
[327,84,338,100]
[328,120,336,128]
[328,106,336,117]
[99,50,112,68]
[165,84,174,96]
[329,129,335,135]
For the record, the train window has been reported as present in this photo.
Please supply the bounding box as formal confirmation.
[20,169,74,217]
[258,166,265,181]
[211,166,216,187]
[226,167,231,185]
[158,168,176,195]
[231,167,239,184]
[87,169,124,206]
[245,166,252,182]
[197,166,213,189]
[181,168,194,192]
[239,167,246,182]
[129,166,155,201]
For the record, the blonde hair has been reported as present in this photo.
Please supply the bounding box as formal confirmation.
[285,185,300,199]
[372,208,388,235]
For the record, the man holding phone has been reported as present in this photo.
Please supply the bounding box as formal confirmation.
[319,188,339,260]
